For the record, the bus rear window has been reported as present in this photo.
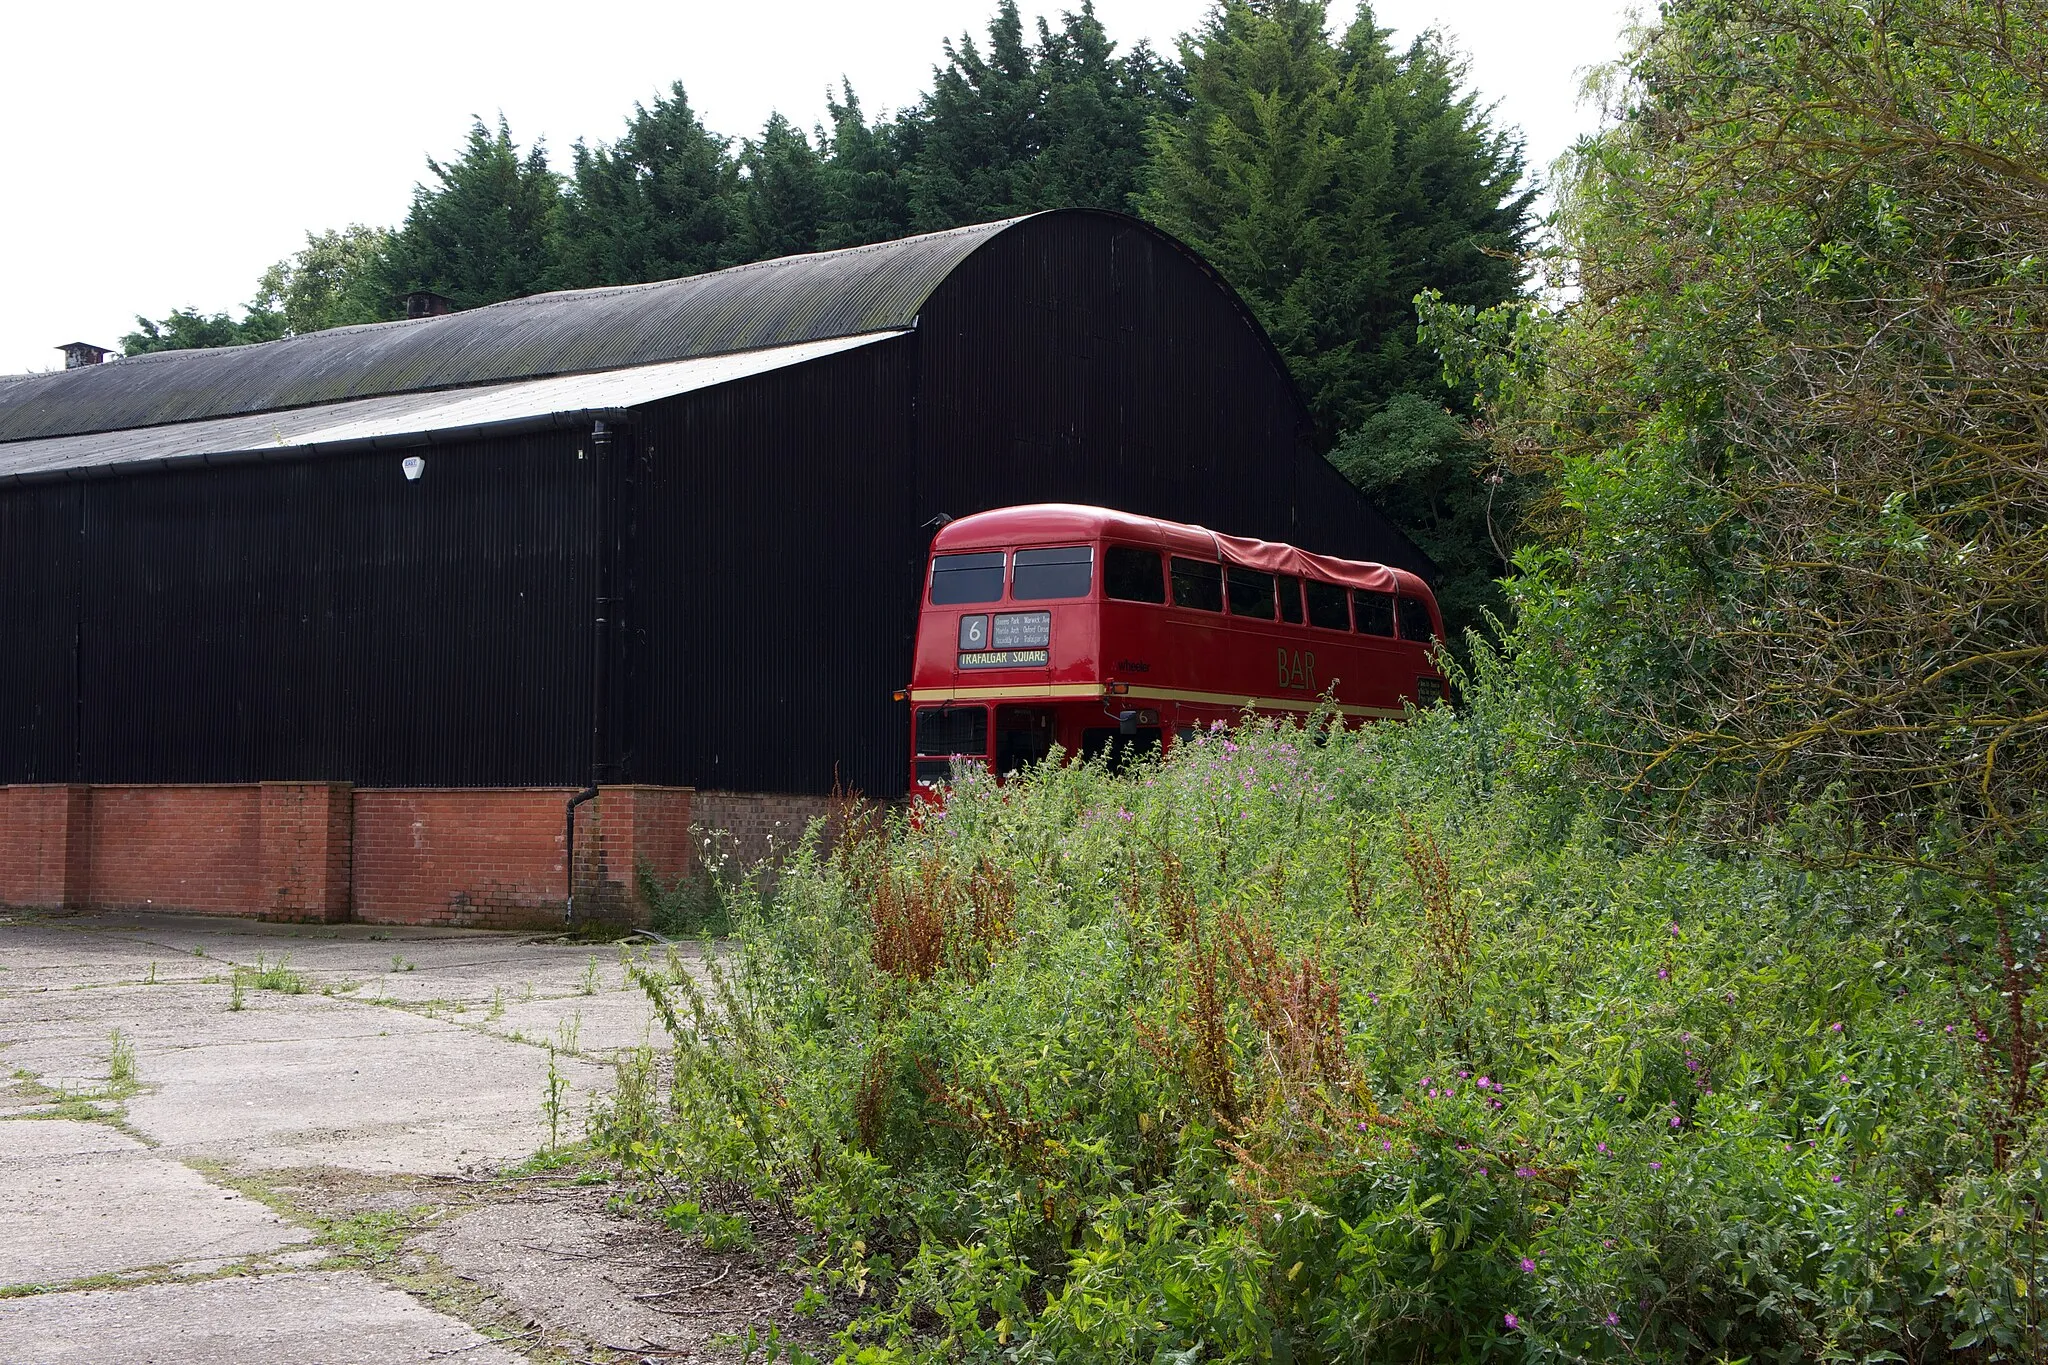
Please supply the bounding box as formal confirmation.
[1105,545,1166,603]
[1305,580,1349,630]
[1013,546,1092,599]
[1225,567,1275,619]
[1170,558,1223,612]
[1277,575,1304,624]
[915,705,988,757]
[1354,590,1396,637]
[1398,596,1438,642]
[930,552,1005,604]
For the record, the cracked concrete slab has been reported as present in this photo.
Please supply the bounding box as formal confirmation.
[0,912,746,1361]
[0,1118,310,1286]
[0,1270,527,1363]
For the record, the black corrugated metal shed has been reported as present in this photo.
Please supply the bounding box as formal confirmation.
[0,210,1429,795]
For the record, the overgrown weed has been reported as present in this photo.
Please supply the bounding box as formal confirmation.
[590,690,2048,1361]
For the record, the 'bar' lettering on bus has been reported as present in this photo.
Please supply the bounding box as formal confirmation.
[1278,649,1316,691]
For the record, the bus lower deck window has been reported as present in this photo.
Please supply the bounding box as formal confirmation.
[1170,557,1223,612]
[1013,546,1093,599]
[1277,575,1304,624]
[1354,590,1396,637]
[914,705,988,757]
[930,552,1005,604]
[995,705,1056,774]
[1398,596,1437,642]
[1305,579,1349,630]
[1226,566,1276,619]
[1105,545,1166,602]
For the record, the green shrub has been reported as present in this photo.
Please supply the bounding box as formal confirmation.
[597,684,2046,1361]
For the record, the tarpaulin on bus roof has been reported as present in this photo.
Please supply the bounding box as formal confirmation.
[1209,531,1407,594]
[933,503,1425,596]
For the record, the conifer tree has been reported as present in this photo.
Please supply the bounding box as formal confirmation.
[1144,0,1530,438]
[815,85,915,249]
[907,0,1183,228]
[375,117,562,310]
[552,84,740,287]
[735,113,828,261]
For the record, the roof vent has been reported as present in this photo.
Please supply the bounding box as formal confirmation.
[405,290,456,320]
[59,341,109,369]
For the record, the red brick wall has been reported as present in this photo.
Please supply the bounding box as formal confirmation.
[350,788,578,930]
[0,785,91,909]
[0,782,705,926]
[86,786,266,915]
[691,790,837,870]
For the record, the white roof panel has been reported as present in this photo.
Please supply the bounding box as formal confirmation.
[0,331,906,483]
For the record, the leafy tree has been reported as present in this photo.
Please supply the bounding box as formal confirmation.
[1428,0,2048,867]
[121,304,285,355]
[1328,393,1526,641]
[252,226,392,335]
[375,116,562,309]
[552,83,741,287]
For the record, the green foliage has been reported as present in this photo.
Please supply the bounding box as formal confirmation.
[594,684,2046,1360]
[374,116,563,310]
[908,0,1184,228]
[121,303,285,356]
[552,83,740,288]
[1142,0,1533,443]
[1329,392,1523,646]
[253,225,391,334]
[1426,0,2048,861]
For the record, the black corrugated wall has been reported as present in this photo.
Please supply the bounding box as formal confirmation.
[1,432,596,786]
[624,339,919,797]
[0,484,82,781]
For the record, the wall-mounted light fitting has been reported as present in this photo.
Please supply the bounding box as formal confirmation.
[401,456,426,481]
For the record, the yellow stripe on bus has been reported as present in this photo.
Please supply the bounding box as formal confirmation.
[906,681,1406,720]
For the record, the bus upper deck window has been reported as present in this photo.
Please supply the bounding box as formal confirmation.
[1105,545,1166,603]
[1170,557,1223,612]
[1226,566,1276,619]
[930,552,1005,604]
[1398,596,1438,642]
[1354,590,1396,637]
[1013,546,1092,599]
[1305,580,1349,630]
[1277,575,1304,624]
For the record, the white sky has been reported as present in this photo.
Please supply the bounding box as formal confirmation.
[1,0,1632,375]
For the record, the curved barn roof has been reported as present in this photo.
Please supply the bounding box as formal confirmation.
[0,216,1022,443]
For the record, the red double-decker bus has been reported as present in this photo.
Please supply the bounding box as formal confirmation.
[903,504,1446,787]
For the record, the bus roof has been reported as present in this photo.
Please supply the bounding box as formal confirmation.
[930,503,1431,597]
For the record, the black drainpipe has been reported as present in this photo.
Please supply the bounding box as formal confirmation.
[565,418,615,924]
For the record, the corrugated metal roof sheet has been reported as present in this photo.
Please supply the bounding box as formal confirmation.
[0,332,906,482]
[0,217,1020,443]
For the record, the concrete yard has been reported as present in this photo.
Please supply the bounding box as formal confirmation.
[0,912,823,1363]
